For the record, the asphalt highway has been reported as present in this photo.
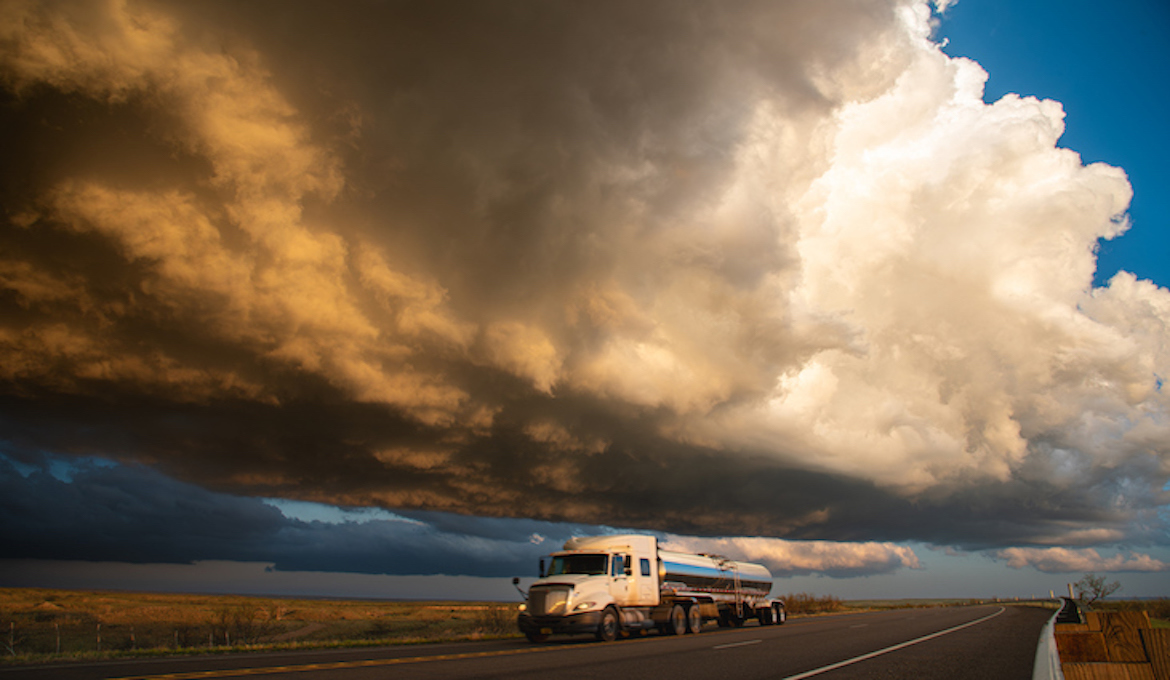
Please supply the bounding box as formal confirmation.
[0,604,1054,680]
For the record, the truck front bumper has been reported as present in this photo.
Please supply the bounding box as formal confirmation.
[518,610,603,637]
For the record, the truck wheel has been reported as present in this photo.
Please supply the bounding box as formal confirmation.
[758,606,776,626]
[525,631,550,643]
[596,607,620,642]
[668,604,687,635]
[775,605,787,625]
[686,605,703,634]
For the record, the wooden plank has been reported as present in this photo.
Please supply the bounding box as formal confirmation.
[1105,612,1153,630]
[1086,612,1104,631]
[1109,631,1152,663]
[1062,662,1156,680]
[1103,613,1153,663]
[1061,623,1095,633]
[1058,632,1110,662]
[1141,629,1170,680]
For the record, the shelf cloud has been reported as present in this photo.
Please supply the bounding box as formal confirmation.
[1,0,1167,575]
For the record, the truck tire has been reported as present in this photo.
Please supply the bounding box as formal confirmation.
[758,606,776,626]
[775,604,787,625]
[686,605,702,634]
[668,604,687,635]
[596,606,620,642]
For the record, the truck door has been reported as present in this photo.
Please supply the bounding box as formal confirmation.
[610,553,631,605]
[637,556,656,604]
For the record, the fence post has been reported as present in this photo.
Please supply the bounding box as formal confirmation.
[97,623,101,652]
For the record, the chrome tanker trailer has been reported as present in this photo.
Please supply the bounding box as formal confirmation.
[514,534,785,642]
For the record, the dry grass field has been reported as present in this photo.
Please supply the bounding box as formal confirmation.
[0,588,518,663]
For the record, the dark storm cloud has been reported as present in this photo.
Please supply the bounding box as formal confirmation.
[0,453,578,576]
[0,453,288,566]
[0,391,1141,554]
[0,0,1166,576]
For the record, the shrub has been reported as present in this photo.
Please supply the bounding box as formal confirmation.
[212,604,273,645]
[1147,599,1170,621]
[780,593,843,616]
[1094,599,1170,622]
[471,605,515,636]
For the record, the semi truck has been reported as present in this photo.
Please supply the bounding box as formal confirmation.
[513,534,785,642]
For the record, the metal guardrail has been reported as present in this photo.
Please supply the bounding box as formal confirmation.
[1033,598,1074,680]
[1055,596,1084,624]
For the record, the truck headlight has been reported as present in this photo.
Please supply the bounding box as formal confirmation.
[518,603,527,612]
[574,601,596,611]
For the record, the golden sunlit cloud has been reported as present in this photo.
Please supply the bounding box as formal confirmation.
[996,548,1169,574]
[0,0,1166,559]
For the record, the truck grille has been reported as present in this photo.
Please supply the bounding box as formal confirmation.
[529,586,571,616]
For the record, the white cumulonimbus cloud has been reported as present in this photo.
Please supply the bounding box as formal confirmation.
[702,8,1162,492]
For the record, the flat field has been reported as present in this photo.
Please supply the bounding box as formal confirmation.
[0,588,517,663]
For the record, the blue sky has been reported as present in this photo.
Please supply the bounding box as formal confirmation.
[939,0,1170,289]
[0,0,1167,603]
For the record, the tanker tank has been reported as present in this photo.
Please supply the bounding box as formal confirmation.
[658,550,772,598]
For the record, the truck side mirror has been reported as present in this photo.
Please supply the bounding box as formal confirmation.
[512,577,520,585]
[539,558,545,577]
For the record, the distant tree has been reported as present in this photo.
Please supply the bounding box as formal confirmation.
[1075,573,1121,605]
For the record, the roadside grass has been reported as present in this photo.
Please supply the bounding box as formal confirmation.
[841,597,1022,611]
[0,588,519,665]
[1089,598,1170,628]
[781,593,846,615]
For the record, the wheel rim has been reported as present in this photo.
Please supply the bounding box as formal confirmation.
[687,606,702,634]
[600,610,618,641]
[671,605,686,635]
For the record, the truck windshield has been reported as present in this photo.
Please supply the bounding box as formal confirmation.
[547,553,608,576]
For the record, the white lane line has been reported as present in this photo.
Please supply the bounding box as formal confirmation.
[713,639,763,650]
[779,608,1005,680]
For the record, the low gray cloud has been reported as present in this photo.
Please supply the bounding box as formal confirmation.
[0,454,576,577]
[0,0,1166,570]
[0,453,934,579]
